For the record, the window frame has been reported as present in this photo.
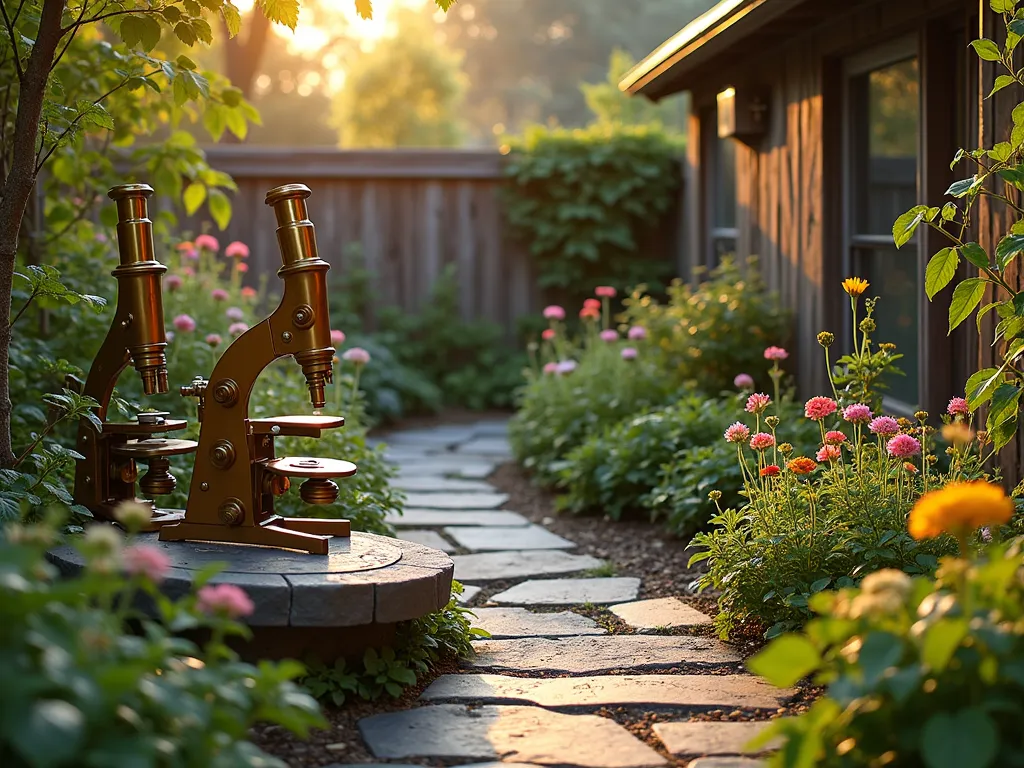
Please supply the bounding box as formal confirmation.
[701,106,739,269]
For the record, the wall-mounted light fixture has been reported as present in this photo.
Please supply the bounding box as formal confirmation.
[717,86,769,141]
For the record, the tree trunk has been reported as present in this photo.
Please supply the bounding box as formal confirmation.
[0,0,66,466]
[223,10,272,96]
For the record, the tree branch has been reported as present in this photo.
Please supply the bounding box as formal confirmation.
[64,5,167,34]
[0,1,24,81]
[52,0,91,71]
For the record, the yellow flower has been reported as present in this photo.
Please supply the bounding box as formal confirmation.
[941,422,975,447]
[908,482,1014,540]
[842,277,869,297]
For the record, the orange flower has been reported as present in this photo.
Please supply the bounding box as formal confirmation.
[787,457,818,475]
[908,481,1014,540]
[842,277,869,297]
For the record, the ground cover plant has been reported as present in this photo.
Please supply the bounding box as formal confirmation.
[691,279,1003,639]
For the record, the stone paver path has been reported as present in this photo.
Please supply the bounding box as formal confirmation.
[359,418,784,768]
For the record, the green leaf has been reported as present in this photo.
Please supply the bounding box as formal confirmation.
[992,0,1017,12]
[920,709,997,768]
[223,1,242,36]
[971,38,1003,61]
[857,632,904,686]
[137,14,162,51]
[9,700,85,767]
[961,242,991,269]
[966,366,1003,409]
[989,74,1017,98]
[208,189,232,230]
[174,21,197,46]
[747,634,821,687]
[261,0,300,29]
[176,55,198,70]
[118,15,145,48]
[996,233,1024,270]
[925,247,959,299]
[893,205,928,247]
[922,618,968,672]
[948,278,987,333]
[183,183,206,215]
[977,301,1002,333]
[941,202,958,221]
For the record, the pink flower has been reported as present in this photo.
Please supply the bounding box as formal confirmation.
[229,322,248,336]
[621,347,638,360]
[123,545,170,583]
[543,362,559,375]
[843,404,872,423]
[173,314,196,332]
[745,393,771,414]
[176,241,198,260]
[824,430,847,445]
[542,328,556,341]
[543,305,566,321]
[342,347,371,366]
[211,288,228,301]
[165,275,183,291]
[749,432,775,451]
[579,306,600,320]
[869,416,900,436]
[225,241,249,258]
[583,298,601,310]
[330,329,346,346]
[182,266,195,276]
[205,334,222,347]
[724,422,751,443]
[595,286,617,298]
[236,262,248,274]
[816,444,842,462]
[196,583,254,619]
[195,234,220,253]
[764,346,789,361]
[947,397,969,416]
[556,360,578,375]
[887,433,921,458]
[734,373,755,390]
[600,329,619,343]
[241,287,257,299]
[804,396,838,420]
[226,307,245,321]
[628,326,647,340]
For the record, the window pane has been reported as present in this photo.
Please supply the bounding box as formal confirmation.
[715,137,736,229]
[855,246,919,408]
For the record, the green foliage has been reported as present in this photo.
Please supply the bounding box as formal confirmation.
[582,48,687,128]
[751,542,1024,768]
[502,122,682,293]
[302,581,488,705]
[621,258,791,394]
[0,518,325,767]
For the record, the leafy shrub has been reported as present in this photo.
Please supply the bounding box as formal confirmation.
[621,257,791,394]
[750,512,1024,768]
[0,513,324,767]
[502,122,682,294]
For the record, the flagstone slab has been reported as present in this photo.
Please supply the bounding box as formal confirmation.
[422,674,789,710]
[391,476,496,494]
[387,509,531,528]
[398,530,456,553]
[403,492,510,510]
[473,419,510,435]
[457,585,482,604]
[455,437,513,456]
[466,635,742,674]
[652,721,780,757]
[393,462,495,481]
[358,704,666,767]
[451,550,605,582]
[470,607,606,638]
[446,526,576,552]
[489,577,639,605]
[686,760,766,768]
[610,597,713,631]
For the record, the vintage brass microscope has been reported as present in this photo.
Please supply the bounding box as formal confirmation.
[70,184,196,529]
[159,183,354,555]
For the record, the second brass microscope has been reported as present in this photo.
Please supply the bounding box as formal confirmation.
[159,184,355,555]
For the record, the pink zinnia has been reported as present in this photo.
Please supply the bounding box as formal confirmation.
[123,545,170,583]
[196,583,254,619]
[824,430,847,445]
[543,305,566,321]
[869,416,900,436]
[225,240,249,258]
[749,432,775,451]
[816,444,842,462]
[165,275,183,291]
[734,373,755,390]
[543,362,559,375]
[621,347,638,361]
[947,397,969,416]
[745,393,771,414]
[724,422,751,443]
[764,346,788,361]
[887,433,921,458]
[804,396,838,420]
[229,322,248,336]
[628,326,647,340]
[579,306,600,320]
[542,328,556,341]
[330,329,346,346]
[226,306,244,321]
[583,298,601,310]
[842,404,872,423]
[556,360,577,375]
[342,347,371,365]
[173,314,196,332]
[595,286,616,298]
[211,288,228,301]
[236,262,248,273]
[205,334,222,347]
[600,329,619,343]
[195,234,220,253]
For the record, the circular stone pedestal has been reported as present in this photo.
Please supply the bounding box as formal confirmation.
[47,531,454,662]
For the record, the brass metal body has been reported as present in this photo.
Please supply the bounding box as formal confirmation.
[160,184,353,555]
[71,184,196,528]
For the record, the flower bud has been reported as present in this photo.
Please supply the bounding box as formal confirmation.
[879,342,896,353]
[765,415,780,429]
[708,490,723,501]
[914,411,928,422]
[779,442,794,454]
[817,331,835,348]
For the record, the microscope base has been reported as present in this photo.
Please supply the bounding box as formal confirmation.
[158,515,351,555]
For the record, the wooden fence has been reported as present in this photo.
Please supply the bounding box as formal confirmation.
[179,147,683,333]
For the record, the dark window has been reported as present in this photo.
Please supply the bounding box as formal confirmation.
[703,107,738,267]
